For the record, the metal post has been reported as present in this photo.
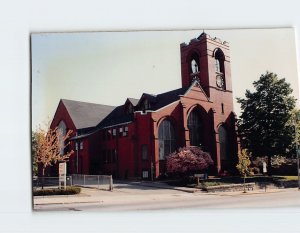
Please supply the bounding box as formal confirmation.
[84,175,85,186]
[76,143,79,174]
[97,175,99,189]
[109,175,113,191]
[294,113,300,190]
[297,157,300,190]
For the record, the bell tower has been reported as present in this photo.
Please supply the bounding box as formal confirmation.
[180,33,238,174]
[180,32,233,100]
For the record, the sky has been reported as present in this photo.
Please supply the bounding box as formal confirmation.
[31,28,299,130]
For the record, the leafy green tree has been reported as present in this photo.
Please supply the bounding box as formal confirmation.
[236,149,251,192]
[237,72,296,175]
[288,109,300,151]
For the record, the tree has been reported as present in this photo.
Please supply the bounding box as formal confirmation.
[166,146,214,176]
[287,109,300,153]
[32,132,38,176]
[236,149,251,193]
[237,72,296,175]
[33,124,74,181]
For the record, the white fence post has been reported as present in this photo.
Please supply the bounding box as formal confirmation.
[109,175,113,191]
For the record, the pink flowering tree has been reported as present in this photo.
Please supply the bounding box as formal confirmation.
[166,146,214,176]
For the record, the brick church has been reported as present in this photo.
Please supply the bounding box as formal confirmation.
[50,32,239,179]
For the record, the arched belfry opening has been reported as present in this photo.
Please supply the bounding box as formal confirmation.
[214,48,226,90]
[189,52,200,74]
[214,48,225,74]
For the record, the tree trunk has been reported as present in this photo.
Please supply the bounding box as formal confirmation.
[243,175,246,193]
[42,167,45,189]
[267,155,272,176]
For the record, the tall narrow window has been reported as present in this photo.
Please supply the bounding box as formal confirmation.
[191,59,198,73]
[190,53,200,74]
[215,49,225,74]
[215,59,221,72]
[142,145,148,160]
[58,121,67,155]
[187,109,203,147]
[158,120,176,160]
[219,125,229,160]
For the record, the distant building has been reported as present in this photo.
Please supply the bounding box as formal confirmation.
[49,33,239,179]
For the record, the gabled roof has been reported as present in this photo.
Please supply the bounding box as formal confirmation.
[59,81,209,132]
[61,99,115,130]
[183,79,210,101]
[97,105,134,129]
[149,87,189,110]
[127,98,139,106]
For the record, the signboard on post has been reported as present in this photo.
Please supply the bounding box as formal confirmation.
[263,162,267,174]
[297,149,300,158]
[59,162,67,190]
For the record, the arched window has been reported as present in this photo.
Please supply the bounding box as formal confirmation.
[187,109,203,147]
[219,125,229,160]
[191,59,198,73]
[190,53,200,74]
[214,49,225,73]
[158,119,176,160]
[58,121,67,155]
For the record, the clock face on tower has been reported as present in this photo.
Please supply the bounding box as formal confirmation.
[216,75,225,89]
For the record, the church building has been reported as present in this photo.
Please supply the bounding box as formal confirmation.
[50,32,239,179]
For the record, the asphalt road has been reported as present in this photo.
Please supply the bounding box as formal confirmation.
[34,182,300,212]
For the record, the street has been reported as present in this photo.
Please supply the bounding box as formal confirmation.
[34,181,300,212]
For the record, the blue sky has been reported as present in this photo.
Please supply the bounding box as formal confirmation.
[31,28,299,129]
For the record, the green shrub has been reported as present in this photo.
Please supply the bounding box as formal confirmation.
[33,186,81,196]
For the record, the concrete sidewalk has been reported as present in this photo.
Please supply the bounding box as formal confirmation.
[33,181,290,207]
[33,181,199,206]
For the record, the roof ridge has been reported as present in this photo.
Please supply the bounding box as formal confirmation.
[61,98,115,108]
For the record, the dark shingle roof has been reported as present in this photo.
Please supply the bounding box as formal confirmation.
[149,87,189,110]
[127,98,139,106]
[97,105,134,129]
[62,86,190,131]
[61,99,115,129]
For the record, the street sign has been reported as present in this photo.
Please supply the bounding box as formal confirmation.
[59,162,67,190]
[194,174,205,178]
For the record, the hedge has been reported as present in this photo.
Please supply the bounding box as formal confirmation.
[33,186,81,196]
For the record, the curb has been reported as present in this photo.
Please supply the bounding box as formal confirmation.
[34,201,102,206]
[131,182,200,193]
